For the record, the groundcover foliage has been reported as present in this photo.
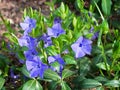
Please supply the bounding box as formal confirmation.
[0,0,120,90]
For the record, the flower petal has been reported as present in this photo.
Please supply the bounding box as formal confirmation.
[75,47,85,58]
[71,43,79,52]
[48,56,56,63]
[30,68,39,77]
[82,45,92,55]
[82,38,92,45]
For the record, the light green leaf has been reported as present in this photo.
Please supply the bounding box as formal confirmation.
[22,79,43,90]
[0,77,5,90]
[104,80,120,87]
[44,69,61,81]
[80,79,102,89]
[101,0,111,16]
[63,55,77,65]
[96,62,110,71]
[62,69,75,79]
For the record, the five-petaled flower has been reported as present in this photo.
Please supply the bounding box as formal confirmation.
[71,36,92,58]
[26,56,48,78]
[20,16,36,35]
[48,54,65,73]
[47,18,65,38]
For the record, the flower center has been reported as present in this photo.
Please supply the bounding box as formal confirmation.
[79,43,82,47]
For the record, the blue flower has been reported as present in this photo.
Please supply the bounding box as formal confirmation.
[24,49,38,60]
[71,36,92,58]
[54,17,62,24]
[26,56,48,78]
[18,35,37,49]
[89,27,99,40]
[48,54,65,65]
[20,16,36,35]
[39,33,52,47]
[47,18,65,38]
[48,54,65,73]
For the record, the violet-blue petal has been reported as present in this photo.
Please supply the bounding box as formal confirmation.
[30,68,39,77]
[75,47,85,58]
[82,45,92,55]
[47,23,65,37]
[82,38,92,45]
[48,56,56,64]
[20,16,36,34]
[76,36,83,43]
[54,17,62,24]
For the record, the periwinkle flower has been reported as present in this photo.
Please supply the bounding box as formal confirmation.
[20,16,36,35]
[39,33,52,47]
[26,56,48,78]
[48,54,65,65]
[48,54,65,73]
[89,27,99,40]
[54,17,62,24]
[71,36,92,58]
[18,35,37,49]
[24,49,38,60]
[47,18,65,38]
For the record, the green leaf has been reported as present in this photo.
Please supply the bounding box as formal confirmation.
[48,81,58,90]
[62,69,75,79]
[80,79,102,89]
[101,20,109,34]
[63,55,77,65]
[21,65,30,78]
[0,54,9,68]
[96,86,104,90]
[22,79,43,90]
[95,76,108,84]
[61,81,71,90]
[101,0,111,16]
[3,33,18,44]
[78,58,91,76]
[96,62,110,71]
[0,77,5,90]
[104,80,120,87]
[44,69,61,81]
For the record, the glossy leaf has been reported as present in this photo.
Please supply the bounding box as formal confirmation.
[22,79,43,90]
[80,79,102,89]
[63,55,77,65]
[61,81,71,90]
[62,69,75,79]
[104,80,120,87]
[44,69,61,81]
[96,62,110,71]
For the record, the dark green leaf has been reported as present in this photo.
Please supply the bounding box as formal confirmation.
[80,79,102,89]
[48,81,58,90]
[104,80,120,87]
